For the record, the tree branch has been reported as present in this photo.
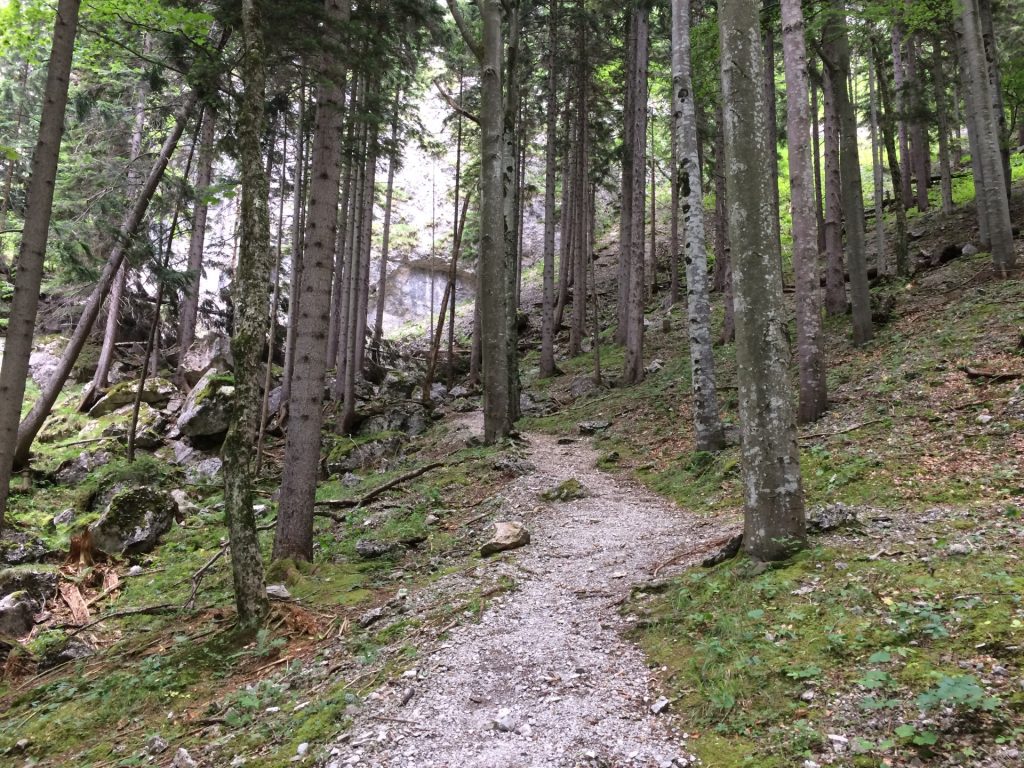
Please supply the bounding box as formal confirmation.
[434,78,480,125]
[446,0,483,60]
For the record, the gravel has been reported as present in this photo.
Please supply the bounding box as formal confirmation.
[321,415,711,767]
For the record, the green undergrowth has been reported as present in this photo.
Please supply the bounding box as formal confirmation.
[634,539,1024,766]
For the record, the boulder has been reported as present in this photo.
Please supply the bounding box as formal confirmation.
[176,369,234,441]
[807,502,862,534]
[55,449,113,485]
[88,486,179,556]
[38,636,95,670]
[325,434,406,474]
[0,593,35,637]
[355,539,397,559]
[88,378,176,417]
[185,456,223,483]
[180,333,234,387]
[379,369,418,399]
[28,342,62,388]
[358,402,428,438]
[0,534,50,566]
[541,478,587,502]
[578,420,611,435]
[480,521,531,556]
[0,566,58,607]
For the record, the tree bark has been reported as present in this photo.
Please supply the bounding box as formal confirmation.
[977,0,1011,202]
[892,24,914,209]
[540,0,559,378]
[223,0,271,633]
[274,0,349,562]
[824,2,872,345]
[868,62,887,274]
[713,104,734,345]
[0,0,80,533]
[904,30,930,212]
[281,82,306,411]
[780,0,827,423]
[719,0,805,562]
[871,37,910,277]
[931,44,954,215]
[810,74,826,256]
[372,90,401,350]
[616,8,635,346]
[623,2,648,386]
[821,64,845,316]
[176,110,217,382]
[959,0,1015,275]
[671,0,725,449]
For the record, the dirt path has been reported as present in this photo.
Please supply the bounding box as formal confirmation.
[322,417,718,768]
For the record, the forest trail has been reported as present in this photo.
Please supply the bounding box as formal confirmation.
[323,415,720,768]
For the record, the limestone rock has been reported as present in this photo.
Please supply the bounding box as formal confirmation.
[176,369,234,441]
[0,533,50,566]
[355,539,396,559]
[0,566,58,607]
[578,420,611,435]
[358,401,428,438]
[541,478,586,502]
[89,486,179,556]
[28,341,62,388]
[88,378,176,418]
[180,333,234,387]
[480,522,530,556]
[55,449,113,485]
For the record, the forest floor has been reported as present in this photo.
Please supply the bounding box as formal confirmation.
[1,168,1023,768]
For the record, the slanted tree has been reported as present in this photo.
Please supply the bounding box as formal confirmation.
[0,0,81,534]
[719,0,805,561]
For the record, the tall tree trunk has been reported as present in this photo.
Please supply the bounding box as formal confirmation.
[176,110,217,383]
[327,111,355,372]
[223,0,271,633]
[762,2,782,260]
[502,6,523,426]
[669,124,681,305]
[892,24,914,209]
[274,0,349,562]
[623,2,648,386]
[954,18,989,245]
[448,72,465,389]
[713,104,734,344]
[15,92,199,470]
[931,45,954,214]
[372,90,401,350]
[671,0,725,449]
[540,0,559,378]
[810,74,826,255]
[822,65,846,316]
[648,117,657,297]
[825,1,873,345]
[0,0,81,533]
[978,0,1011,201]
[281,84,306,411]
[959,0,1015,275]
[780,0,827,423]
[616,8,635,346]
[872,37,910,277]
[868,62,887,274]
[904,30,930,212]
[719,0,805,562]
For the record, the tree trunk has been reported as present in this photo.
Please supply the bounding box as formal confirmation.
[327,111,355,372]
[780,0,827,423]
[502,6,523,426]
[671,0,725,449]
[868,62,887,274]
[762,2,782,260]
[448,72,465,389]
[713,104,734,345]
[540,0,559,378]
[623,2,648,386]
[931,44,954,215]
[222,0,271,633]
[810,75,826,256]
[372,90,401,350]
[978,0,1011,201]
[960,0,1015,275]
[0,0,80,533]
[822,64,845,316]
[954,18,989,245]
[274,0,349,562]
[872,37,910,277]
[281,83,306,411]
[892,24,914,210]
[176,110,217,382]
[719,0,805,562]
[905,31,930,212]
[825,1,873,345]
[15,92,199,471]
[616,8,635,346]
[669,124,681,305]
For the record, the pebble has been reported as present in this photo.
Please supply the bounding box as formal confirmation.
[650,697,670,714]
[297,742,309,756]
[172,748,198,768]
[128,565,144,576]
[146,735,169,755]
[266,584,292,600]
[493,707,516,732]
[948,543,972,556]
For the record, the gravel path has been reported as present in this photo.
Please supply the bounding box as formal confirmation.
[324,417,716,768]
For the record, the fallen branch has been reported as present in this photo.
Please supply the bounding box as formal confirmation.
[315,461,447,509]
[800,418,886,441]
[652,531,743,577]
[960,365,1023,381]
